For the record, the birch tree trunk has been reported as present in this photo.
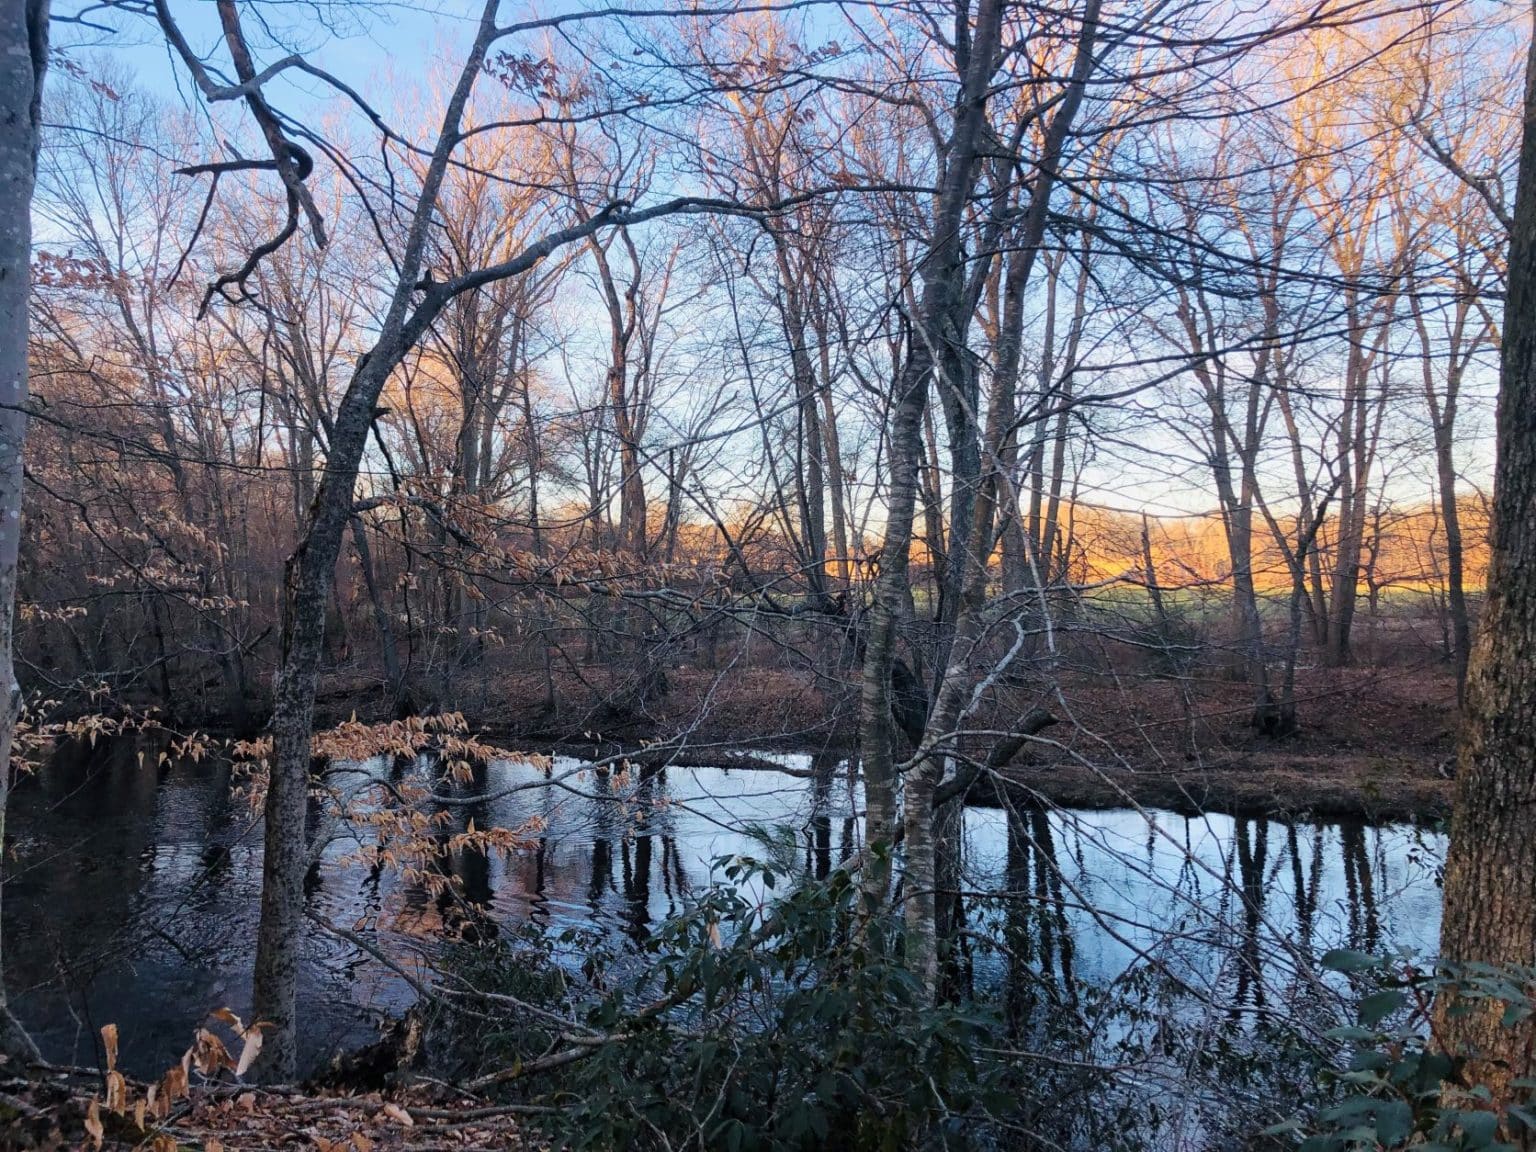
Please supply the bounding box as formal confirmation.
[0,0,49,1065]
[859,0,1006,915]
[900,0,1101,994]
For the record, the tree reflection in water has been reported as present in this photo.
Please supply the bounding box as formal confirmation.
[2,740,1444,1077]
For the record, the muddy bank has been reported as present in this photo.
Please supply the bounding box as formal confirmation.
[508,737,1452,825]
[966,754,1452,825]
[120,663,1459,825]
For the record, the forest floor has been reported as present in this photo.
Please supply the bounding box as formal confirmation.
[0,1068,535,1150]
[981,663,1460,824]
[307,655,1462,825]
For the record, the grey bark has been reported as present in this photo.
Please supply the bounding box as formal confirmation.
[249,3,511,1078]
[902,0,1101,993]
[0,0,49,1065]
[860,0,1008,910]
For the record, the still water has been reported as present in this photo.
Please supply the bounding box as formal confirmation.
[4,738,1445,1077]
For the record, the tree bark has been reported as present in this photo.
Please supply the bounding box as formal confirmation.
[899,0,1100,994]
[0,0,49,1066]
[1437,5,1536,1104]
[860,0,1008,909]
[249,3,503,1079]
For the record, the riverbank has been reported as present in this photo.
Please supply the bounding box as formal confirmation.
[52,660,1461,825]
[524,737,1454,824]
[971,754,1452,824]
[510,663,1461,824]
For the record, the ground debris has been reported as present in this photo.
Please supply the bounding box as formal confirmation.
[1,1075,539,1152]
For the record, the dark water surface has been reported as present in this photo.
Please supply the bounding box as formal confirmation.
[4,738,1445,1077]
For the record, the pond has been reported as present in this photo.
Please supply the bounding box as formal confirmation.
[3,737,1446,1078]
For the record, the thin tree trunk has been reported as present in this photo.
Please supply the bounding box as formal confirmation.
[0,0,48,1066]
[350,516,404,713]
[1413,295,1473,698]
[250,4,503,1079]
[899,0,1099,993]
[816,331,851,587]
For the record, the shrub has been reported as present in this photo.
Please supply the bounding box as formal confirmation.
[1273,952,1536,1151]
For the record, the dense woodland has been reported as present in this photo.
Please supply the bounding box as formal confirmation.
[3,0,1536,1148]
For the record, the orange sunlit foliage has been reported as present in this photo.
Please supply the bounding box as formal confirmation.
[1056,498,1490,598]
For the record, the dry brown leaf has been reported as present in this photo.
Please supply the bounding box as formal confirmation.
[83,1098,103,1150]
[207,1142,224,1152]
[211,1007,244,1031]
[351,1133,375,1152]
[151,1135,178,1152]
[234,1022,264,1077]
[381,1101,415,1127]
[192,1027,231,1075]
[100,1023,118,1074]
[237,1091,257,1112]
[160,1062,188,1106]
[105,1069,127,1115]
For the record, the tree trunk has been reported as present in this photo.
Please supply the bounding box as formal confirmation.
[860,0,1007,924]
[860,350,930,904]
[1413,293,1474,699]
[776,251,832,609]
[1437,8,1536,1104]
[0,0,48,1066]
[254,363,388,1080]
[249,3,505,1079]
[350,516,405,713]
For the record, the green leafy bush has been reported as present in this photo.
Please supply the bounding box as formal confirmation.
[1274,952,1536,1151]
[544,856,1007,1151]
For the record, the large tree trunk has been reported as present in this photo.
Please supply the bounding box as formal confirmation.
[1437,7,1536,1103]
[0,0,49,1066]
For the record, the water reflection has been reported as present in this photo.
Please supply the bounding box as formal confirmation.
[4,739,1445,1076]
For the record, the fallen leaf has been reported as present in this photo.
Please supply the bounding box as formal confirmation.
[211,1007,244,1031]
[192,1027,232,1075]
[105,1069,127,1115]
[160,1062,187,1107]
[101,1023,118,1074]
[381,1102,415,1127]
[352,1133,375,1152]
[234,1022,265,1077]
[84,1098,103,1150]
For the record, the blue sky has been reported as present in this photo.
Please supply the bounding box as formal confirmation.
[57,0,486,133]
